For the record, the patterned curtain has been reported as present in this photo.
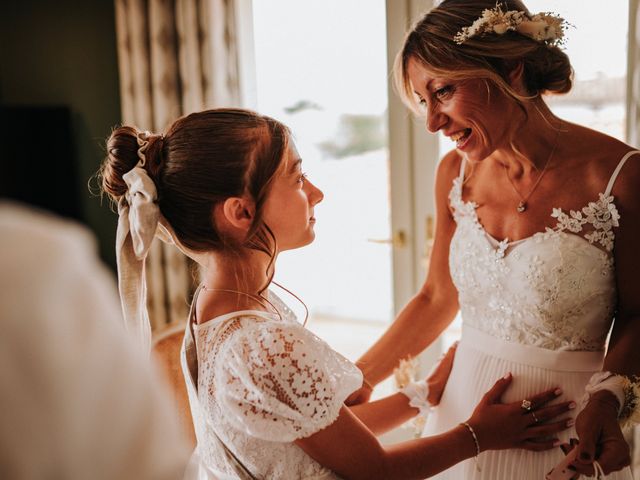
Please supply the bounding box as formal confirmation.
[627,0,640,474]
[114,0,240,331]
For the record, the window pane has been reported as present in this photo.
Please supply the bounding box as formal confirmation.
[252,0,392,362]
[529,0,627,140]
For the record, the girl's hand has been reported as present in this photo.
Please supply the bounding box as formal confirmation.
[347,342,459,407]
[467,374,575,452]
[426,341,458,405]
[570,390,631,476]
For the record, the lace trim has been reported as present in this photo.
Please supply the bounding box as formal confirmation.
[448,176,617,351]
[190,313,359,478]
[449,177,620,252]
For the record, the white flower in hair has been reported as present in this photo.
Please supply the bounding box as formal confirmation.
[453,2,567,46]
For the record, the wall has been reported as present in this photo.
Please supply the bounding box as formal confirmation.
[0,0,122,269]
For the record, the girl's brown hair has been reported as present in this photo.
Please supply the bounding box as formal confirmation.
[100,108,290,262]
[394,0,573,113]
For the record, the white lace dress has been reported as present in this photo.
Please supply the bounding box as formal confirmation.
[181,293,362,480]
[422,151,638,479]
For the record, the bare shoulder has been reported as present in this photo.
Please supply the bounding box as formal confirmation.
[435,149,464,196]
[563,123,636,179]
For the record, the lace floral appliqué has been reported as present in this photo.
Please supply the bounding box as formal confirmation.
[551,193,620,251]
[190,304,362,479]
[448,177,618,351]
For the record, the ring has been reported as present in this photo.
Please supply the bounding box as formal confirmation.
[531,411,539,423]
[521,399,533,411]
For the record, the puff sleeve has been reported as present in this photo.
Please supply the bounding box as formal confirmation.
[214,320,363,442]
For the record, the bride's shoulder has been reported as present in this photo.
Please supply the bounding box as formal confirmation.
[563,123,632,166]
[438,149,464,174]
[561,123,639,186]
[436,149,464,185]
[433,149,465,206]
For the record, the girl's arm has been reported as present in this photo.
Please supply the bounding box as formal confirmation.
[355,151,462,389]
[349,343,457,435]
[348,392,418,436]
[297,375,573,480]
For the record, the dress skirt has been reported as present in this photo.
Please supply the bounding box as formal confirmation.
[423,325,634,479]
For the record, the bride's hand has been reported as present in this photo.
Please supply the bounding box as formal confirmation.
[570,390,631,476]
[426,341,458,405]
[466,374,575,452]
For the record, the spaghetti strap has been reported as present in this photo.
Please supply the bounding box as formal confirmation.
[604,150,640,196]
[458,156,467,180]
[190,284,205,325]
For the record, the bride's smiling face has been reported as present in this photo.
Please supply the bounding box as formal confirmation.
[407,58,521,162]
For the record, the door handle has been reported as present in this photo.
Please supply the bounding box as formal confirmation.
[368,229,407,248]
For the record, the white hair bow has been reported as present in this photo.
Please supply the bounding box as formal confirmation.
[115,165,159,352]
[115,159,210,353]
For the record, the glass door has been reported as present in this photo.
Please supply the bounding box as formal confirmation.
[250,0,397,364]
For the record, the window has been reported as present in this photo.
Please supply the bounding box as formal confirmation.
[250,0,395,364]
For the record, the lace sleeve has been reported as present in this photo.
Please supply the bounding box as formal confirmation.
[215,320,363,442]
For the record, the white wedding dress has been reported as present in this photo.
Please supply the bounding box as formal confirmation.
[181,291,362,480]
[423,151,638,479]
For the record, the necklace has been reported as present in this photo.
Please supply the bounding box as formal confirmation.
[201,281,309,326]
[502,122,561,213]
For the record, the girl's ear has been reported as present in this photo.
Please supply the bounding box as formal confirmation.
[221,196,255,231]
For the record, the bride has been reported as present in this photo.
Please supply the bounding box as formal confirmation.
[352,0,640,478]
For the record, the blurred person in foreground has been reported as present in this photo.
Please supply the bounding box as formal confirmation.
[0,200,196,480]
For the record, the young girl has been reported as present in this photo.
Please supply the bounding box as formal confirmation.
[101,108,574,479]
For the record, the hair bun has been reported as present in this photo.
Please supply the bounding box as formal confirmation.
[524,44,573,95]
[101,127,164,201]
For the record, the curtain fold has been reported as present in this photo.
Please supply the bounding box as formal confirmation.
[114,0,240,331]
[114,0,241,445]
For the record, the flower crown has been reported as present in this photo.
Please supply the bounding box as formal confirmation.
[454,3,567,46]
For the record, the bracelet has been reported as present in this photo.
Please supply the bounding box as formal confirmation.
[400,381,432,417]
[460,422,481,455]
[460,422,482,472]
[582,371,625,413]
[582,371,640,430]
[362,377,374,391]
[619,375,640,430]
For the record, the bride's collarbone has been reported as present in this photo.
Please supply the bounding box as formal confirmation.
[467,182,601,242]
[472,200,557,242]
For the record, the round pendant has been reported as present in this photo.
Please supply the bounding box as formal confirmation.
[517,202,527,213]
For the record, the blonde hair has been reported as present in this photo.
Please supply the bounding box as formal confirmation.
[394,0,573,114]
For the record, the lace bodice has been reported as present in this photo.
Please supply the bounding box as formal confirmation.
[183,292,362,479]
[448,152,637,351]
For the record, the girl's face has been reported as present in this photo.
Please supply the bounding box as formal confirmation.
[407,58,519,162]
[262,143,324,252]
